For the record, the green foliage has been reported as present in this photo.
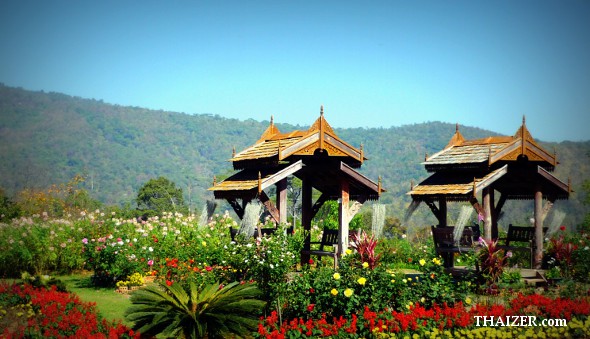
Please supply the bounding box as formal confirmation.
[0,188,20,221]
[125,281,266,339]
[136,176,186,215]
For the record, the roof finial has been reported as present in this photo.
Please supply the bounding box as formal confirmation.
[411,180,414,190]
[378,176,382,196]
[456,123,459,133]
[232,146,236,158]
[425,153,428,161]
[320,105,324,116]
[522,115,526,126]
[270,115,274,126]
[213,176,217,186]
[258,171,262,194]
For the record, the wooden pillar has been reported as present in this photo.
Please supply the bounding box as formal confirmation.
[533,188,544,269]
[338,180,350,256]
[438,197,447,227]
[276,178,288,224]
[483,188,492,240]
[489,189,498,240]
[300,178,313,265]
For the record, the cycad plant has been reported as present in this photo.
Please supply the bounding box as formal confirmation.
[125,281,266,338]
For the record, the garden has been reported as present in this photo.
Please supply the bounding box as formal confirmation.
[1,207,589,338]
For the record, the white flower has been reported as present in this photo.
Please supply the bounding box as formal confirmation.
[148,247,153,252]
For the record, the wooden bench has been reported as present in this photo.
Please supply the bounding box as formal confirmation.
[431,226,478,268]
[497,224,547,268]
[301,228,339,269]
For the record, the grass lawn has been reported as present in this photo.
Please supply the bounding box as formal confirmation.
[55,272,134,326]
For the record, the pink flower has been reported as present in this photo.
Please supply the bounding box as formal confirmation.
[478,213,484,222]
[147,260,154,266]
[205,266,213,272]
[82,238,88,244]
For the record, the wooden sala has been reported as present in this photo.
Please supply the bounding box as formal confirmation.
[209,106,385,264]
[408,117,570,268]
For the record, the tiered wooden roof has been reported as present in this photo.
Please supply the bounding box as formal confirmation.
[210,107,383,200]
[423,118,557,171]
[230,107,366,170]
[409,118,570,201]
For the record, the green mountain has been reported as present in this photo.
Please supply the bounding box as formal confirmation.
[1,84,588,228]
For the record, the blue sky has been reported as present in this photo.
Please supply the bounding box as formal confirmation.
[1,1,589,142]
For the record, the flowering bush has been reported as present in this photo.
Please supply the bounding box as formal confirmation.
[546,228,590,281]
[0,282,139,338]
[0,216,86,276]
[282,251,471,320]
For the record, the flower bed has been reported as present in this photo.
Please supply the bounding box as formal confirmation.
[256,294,590,338]
[0,282,139,338]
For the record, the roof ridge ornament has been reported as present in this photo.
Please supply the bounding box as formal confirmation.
[445,123,465,149]
[320,105,324,116]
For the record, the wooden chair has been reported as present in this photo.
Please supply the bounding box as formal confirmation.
[301,228,339,269]
[497,224,547,268]
[431,226,477,268]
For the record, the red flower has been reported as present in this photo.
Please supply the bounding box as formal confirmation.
[166,280,173,286]
[309,259,314,264]
[206,266,213,272]
[560,225,566,231]
[307,304,315,312]
[309,288,315,294]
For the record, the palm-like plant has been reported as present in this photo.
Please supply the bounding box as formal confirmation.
[125,281,266,338]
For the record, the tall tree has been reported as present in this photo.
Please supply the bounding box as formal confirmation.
[136,176,185,215]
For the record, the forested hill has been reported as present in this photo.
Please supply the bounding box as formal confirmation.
[1,84,589,227]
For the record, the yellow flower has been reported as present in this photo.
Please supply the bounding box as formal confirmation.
[357,277,367,286]
[432,258,442,266]
[390,279,395,283]
[331,288,338,296]
[345,249,352,255]
[344,288,353,297]
[202,241,207,247]
[362,262,369,269]
[419,259,426,266]
[333,273,341,280]
[465,297,472,305]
